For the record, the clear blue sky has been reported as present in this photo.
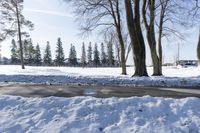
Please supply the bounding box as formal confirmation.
[1,0,199,65]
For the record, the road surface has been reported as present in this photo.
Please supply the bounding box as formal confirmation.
[0,84,200,98]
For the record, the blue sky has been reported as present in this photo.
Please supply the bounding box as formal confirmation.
[1,0,199,65]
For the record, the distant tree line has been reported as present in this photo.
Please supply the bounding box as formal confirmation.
[8,37,119,67]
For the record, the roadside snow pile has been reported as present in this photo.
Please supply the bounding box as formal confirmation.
[0,65,200,87]
[0,95,200,133]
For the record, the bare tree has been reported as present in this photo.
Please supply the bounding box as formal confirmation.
[64,0,127,75]
[186,0,200,22]
[142,0,170,76]
[142,0,193,76]
[124,0,148,76]
[105,29,131,66]
[184,1,200,65]
[103,30,115,66]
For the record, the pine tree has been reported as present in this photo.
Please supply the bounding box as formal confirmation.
[81,42,86,67]
[27,39,35,65]
[72,45,77,66]
[1,0,34,69]
[55,37,65,66]
[87,42,92,65]
[11,39,19,64]
[43,41,52,66]
[69,44,73,65]
[69,44,77,66]
[100,42,107,66]
[93,43,100,67]
[23,39,29,64]
[107,42,115,66]
[34,44,42,65]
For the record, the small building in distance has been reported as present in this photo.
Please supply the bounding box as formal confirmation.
[176,60,198,67]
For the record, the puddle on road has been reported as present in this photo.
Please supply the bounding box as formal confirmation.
[83,89,97,96]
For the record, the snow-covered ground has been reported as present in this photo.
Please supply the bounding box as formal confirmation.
[1,65,200,77]
[0,65,200,132]
[0,65,200,87]
[0,95,199,133]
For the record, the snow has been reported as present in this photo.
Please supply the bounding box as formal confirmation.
[0,65,200,77]
[0,65,200,87]
[0,66,200,132]
[0,95,199,133]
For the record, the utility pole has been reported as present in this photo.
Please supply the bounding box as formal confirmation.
[176,43,180,66]
[177,43,180,62]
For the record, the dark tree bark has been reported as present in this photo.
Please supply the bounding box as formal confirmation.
[142,0,170,76]
[16,1,25,69]
[142,0,161,76]
[197,30,200,65]
[157,0,167,75]
[124,0,148,76]
[108,0,127,75]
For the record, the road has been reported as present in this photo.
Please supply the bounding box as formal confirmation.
[0,84,200,98]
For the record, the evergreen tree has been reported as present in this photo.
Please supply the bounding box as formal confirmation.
[93,43,100,67]
[69,44,73,65]
[55,37,65,66]
[23,39,29,64]
[34,44,42,65]
[72,45,77,66]
[87,42,93,65]
[81,42,86,66]
[11,39,19,64]
[69,44,77,66]
[43,41,52,66]
[100,42,107,66]
[107,42,115,66]
[27,39,35,65]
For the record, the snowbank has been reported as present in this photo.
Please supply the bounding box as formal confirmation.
[1,65,200,77]
[0,95,200,133]
[0,65,200,87]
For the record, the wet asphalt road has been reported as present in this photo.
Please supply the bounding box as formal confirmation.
[0,84,200,98]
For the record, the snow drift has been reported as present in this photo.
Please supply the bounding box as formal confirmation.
[0,95,200,133]
[0,65,200,87]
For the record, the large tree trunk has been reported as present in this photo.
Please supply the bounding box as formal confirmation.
[108,0,127,75]
[157,0,169,75]
[16,2,25,69]
[148,35,161,75]
[143,0,162,76]
[116,27,127,75]
[158,16,163,74]
[197,30,200,65]
[124,0,148,76]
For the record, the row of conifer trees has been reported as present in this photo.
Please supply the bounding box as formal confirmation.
[10,37,119,67]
